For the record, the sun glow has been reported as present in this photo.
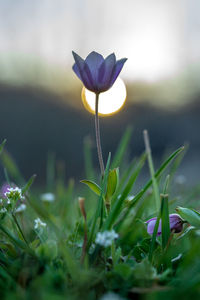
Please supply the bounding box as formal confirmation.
[81,78,127,116]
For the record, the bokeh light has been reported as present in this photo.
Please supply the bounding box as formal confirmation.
[81,78,127,116]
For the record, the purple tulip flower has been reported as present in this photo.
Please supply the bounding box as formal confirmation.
[146,213,183,236]
[72,51,127,93]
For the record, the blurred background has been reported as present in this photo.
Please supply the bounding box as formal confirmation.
[0,0,200,186]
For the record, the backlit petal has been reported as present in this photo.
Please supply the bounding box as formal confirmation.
[85,51,104,84]
[110,58,127,86]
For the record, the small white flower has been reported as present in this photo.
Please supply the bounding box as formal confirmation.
[40,193,55,202]
[100,292,125,300]
[95,230,119,247]
[5,187,23,200]
[34,218,47,230]
[0,199,3,204]
[126,195,135,201]
[0,207,7,213]
[15,204,26,213]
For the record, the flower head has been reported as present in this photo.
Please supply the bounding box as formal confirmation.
[72,51,127,93]
[95,230,119,247]
[146,213,183,236]
[34,218,47,230]
[5,187,23,202]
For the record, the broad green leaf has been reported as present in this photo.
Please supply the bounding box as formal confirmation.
[111,126,133,169]
[176,206,200,228]
[81,179,101,196]
[105,168,119,199]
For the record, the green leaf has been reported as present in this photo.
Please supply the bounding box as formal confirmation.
[161,194,170,249]
[80,179,101,196]
[114,263,132,279]
[88,153,111,248]
[176,206,200,228]
[105,168,119,200]
[133,257,157,281]
[120,146,184,227]
[111,126,133,169]
[104,153,146,230]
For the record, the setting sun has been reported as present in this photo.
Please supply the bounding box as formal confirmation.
[81,78,127,116]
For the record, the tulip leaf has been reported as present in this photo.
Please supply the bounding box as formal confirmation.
[80,180,101,196]
[105,168,119,200]
[176,207,200,228]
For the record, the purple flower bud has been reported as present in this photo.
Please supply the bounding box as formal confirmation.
[146,213,183,236]
[72,51,127,94]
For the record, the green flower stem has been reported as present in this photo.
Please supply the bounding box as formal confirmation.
[95,93,105,176]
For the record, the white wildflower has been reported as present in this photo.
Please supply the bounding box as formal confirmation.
[40,193,55,202]
[100,292,125,300]
[0,207,7,213]
[126,195,135,201]
[15,204,26,213]
[95,230,119,247]
[34,218,47,230]
[5,187,23,201]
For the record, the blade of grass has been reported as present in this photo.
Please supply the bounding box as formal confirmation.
[126,147,184,212]
[111,126,133,169]
[161,194,170,250]
[103,153,146,230]
[22,174,36,194]
[87,153,111,249]
[143,130,160,213]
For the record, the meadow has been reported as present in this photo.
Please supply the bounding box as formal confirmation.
[0,124,200,300]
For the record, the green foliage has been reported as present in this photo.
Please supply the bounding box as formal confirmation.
[0,129,200,300]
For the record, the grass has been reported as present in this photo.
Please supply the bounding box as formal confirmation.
[0,129,200,300]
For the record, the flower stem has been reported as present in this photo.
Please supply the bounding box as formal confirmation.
[95,93,105,175]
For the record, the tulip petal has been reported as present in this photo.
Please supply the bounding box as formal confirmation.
[98,53,116,90]
[110,58,127,86]
[72,63,82,80]
[85,51,104,84]
[72,51,94,91]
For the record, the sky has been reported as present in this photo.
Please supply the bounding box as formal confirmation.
[0,0,200,92]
